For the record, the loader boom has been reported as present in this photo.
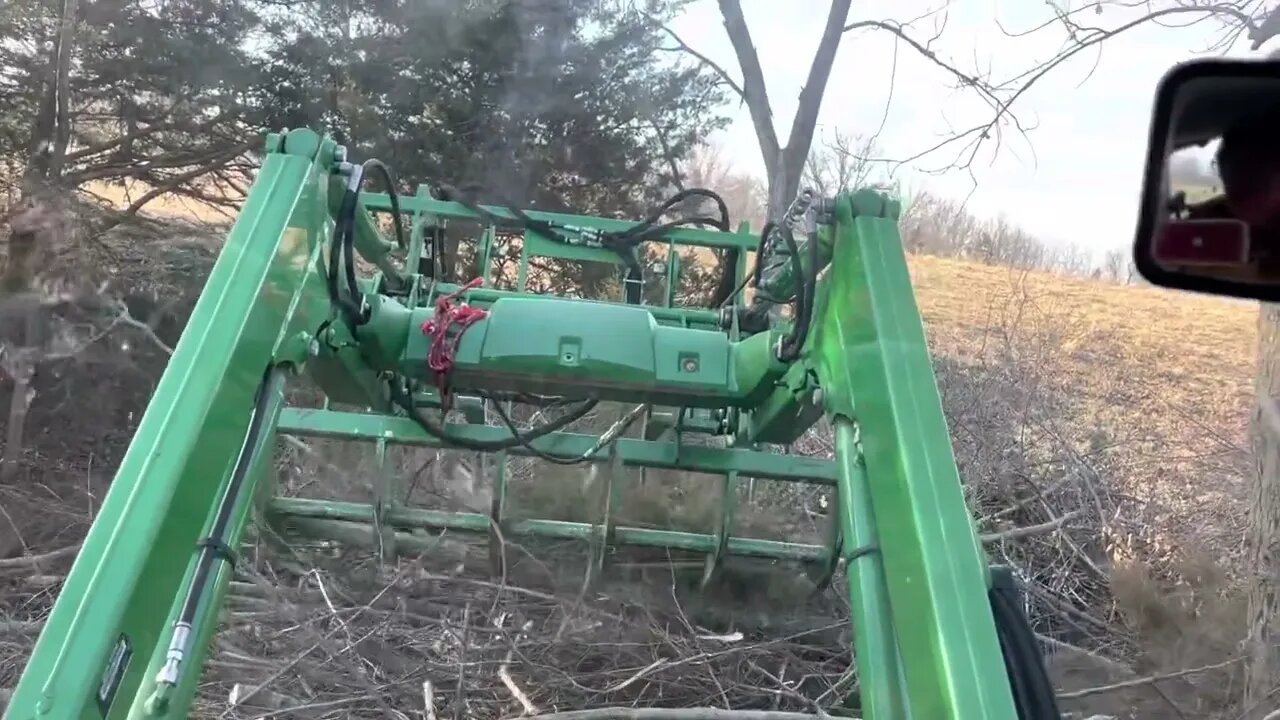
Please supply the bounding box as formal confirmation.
[3,129,1054,720]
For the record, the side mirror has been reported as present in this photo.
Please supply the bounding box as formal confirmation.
[1134,58,1280,300]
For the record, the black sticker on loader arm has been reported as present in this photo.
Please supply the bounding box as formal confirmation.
[96,634,132,717]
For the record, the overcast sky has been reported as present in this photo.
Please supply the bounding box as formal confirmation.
[669,0,1260,260]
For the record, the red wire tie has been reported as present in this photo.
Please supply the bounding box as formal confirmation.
[420,277,488,411]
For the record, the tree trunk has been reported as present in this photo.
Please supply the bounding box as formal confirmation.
[1246,303,1280,717]
[0,350,36,484]
[46,0,78,180]
[23,0,77,186]
[716,0,851,220]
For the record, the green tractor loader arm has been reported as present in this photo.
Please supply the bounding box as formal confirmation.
[3,129,1058,720]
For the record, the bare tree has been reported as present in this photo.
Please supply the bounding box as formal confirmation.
[654,0,852,217]
[802,129,881,198]
[21,0,78,195]
[656,0,1167,220]
[1101,248,1127,284]
[681,143,768,230]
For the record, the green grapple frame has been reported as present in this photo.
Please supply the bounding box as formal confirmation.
[5,129,1054,719]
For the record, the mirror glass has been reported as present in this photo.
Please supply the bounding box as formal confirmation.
[1139,65,1280,294]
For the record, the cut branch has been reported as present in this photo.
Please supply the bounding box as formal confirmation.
[516,709,827,720]
[1057,656,1243,699]
[980,510,1083,543]
[0,544,80,569]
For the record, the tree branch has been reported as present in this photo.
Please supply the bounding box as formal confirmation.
[0,543,79,568]
[1057,656,1243,699]
[716,0,780,179]
[980,509,1083,543]
[852,3,1263,177]
[653,21,744,99]
[783,0,853,180]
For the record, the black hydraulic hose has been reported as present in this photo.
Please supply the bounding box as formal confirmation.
[605,188,729,248]
[329,164,367,327]
[782,228,819,359]
[479,391,602,465]
[990,568,1062,719]
[344,160,405,308]
[777,225,812,361]
[359,159,408,254]
[329,158,409,328]
[719,220,779,309]
[433,183,735,308]
[388,379,598,452]
[605,187,737,307]
[434,183,570,244]
[157,364,289,687]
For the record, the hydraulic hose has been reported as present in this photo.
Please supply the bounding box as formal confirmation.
[155,364,289,690]
[431,183,735,308]
[990,566,1062,719]
[778,228,819,360]
[325,162,605,458]
[766,223,813,361]
[387,378,598,452]
[329,163,368,327]
[329,158,408,328]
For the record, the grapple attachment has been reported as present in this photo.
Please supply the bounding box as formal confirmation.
[3,129,1057,720]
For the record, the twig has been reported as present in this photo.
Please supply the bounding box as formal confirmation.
[216,573,402,717]
[424,680,438,720]
[598,659,669,694]
[1057,656,1244,699]
[510,710,827,720]
[457,602,470,719]
[745,660,829,718]
[0,543,79,569]
[500,663,539,716]
[0,619,42,634]
[1037,634,1130,674]
[500,618,540,716]
[246,693,373,719]
[980,510,1083,543]
[110,299,174,354]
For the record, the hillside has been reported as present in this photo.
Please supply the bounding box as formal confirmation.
[912,255,1255,569]
[910,256,1257,716]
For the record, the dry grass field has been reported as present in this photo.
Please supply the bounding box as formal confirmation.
[911,255,1256,566]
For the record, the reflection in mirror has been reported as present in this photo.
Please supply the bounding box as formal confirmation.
[1147,70,1280,289]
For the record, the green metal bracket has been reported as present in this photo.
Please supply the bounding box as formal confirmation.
[812,191,1016,718]
[5,128,355,719]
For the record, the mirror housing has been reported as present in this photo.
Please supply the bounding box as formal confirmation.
[1134,58,1280,300]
